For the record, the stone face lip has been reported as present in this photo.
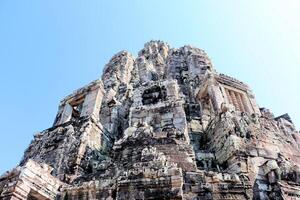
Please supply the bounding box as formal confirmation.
[1,40,299,200]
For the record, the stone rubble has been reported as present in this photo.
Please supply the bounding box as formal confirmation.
[1,40,300,199]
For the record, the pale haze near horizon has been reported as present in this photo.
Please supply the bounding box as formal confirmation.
[0,0,299,174]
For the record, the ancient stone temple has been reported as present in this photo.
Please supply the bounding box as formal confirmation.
[1,41,300,200]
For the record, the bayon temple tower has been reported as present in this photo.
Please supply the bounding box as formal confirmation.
[1,41,300,200]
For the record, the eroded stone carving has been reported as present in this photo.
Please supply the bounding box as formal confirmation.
[1,40,299,200]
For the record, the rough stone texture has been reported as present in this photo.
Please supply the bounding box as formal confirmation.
[0,160,63,200]
[1,40,300,200]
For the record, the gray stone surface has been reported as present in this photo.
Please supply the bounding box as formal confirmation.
[1,40,300,200]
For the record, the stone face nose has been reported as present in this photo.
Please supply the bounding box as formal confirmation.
[0,41,299,200]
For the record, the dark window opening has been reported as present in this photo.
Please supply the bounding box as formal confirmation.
[184,104,202,121]
[69,96,85,120]
[142,85,167,105]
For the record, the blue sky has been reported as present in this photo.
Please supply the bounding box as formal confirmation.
[0,0,299,174]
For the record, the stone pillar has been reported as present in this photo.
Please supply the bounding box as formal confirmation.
[242,94,253,114]
[229,91,239,111]
[220,86,230,104]
[240,93,250,113]
[58,103,73,125]
[208,85,225,112]
[81,84,105,119]
[236,93,246,112]
[247,92,261,115]
[225,89,233,105]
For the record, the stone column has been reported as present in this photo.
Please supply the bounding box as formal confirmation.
[81,84,105,119]
[246,92,261,115]
[58,103,73,125]
[236,93,246,112]
[241,94,252,114]
[208,85,225,112]
[239,93,250,113]
[220,86,230,104]
[229,91,240,111]
[225,89,233,105]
